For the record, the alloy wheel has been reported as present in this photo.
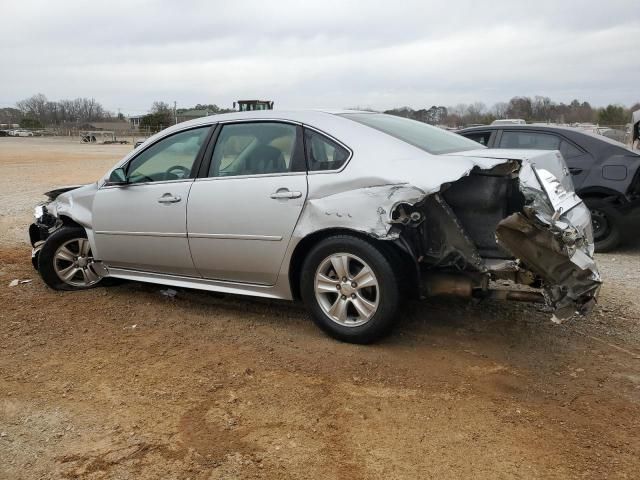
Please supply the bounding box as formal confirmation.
[53,238,101,287]
[314,253,379,327]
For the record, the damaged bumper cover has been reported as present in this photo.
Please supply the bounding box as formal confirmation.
[496,163,601,319]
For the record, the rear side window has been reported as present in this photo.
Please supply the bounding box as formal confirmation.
[208,122,304,177]
[499,131,560,150]
[305,129,350,171]
[560,140,584,159]
[464,131,492,146]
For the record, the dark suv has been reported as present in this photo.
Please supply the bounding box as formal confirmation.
[458,125,640,251]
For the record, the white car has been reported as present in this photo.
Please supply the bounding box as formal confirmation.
[12,129,34,137]
[491,119,527,126]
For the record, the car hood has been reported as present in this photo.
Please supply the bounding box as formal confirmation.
[43,184,89,201]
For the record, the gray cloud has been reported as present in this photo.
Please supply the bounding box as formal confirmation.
[1,0,639,114]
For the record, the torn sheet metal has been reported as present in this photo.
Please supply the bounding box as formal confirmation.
[496,162,601,318]
[298,152,512,240]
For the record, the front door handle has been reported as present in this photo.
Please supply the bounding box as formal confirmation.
[158,193,182,204]
[270,189,302,200]
[568,167,583,175]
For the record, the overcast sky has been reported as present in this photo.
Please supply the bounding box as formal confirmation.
[1,0,638,115]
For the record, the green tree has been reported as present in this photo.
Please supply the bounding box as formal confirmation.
[598,105,627,125]
[139,112,171,132]
[20,117,43,129]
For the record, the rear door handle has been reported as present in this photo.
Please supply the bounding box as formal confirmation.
[158,193,182,204]
[568,167,583,175]
[270,189,302,199]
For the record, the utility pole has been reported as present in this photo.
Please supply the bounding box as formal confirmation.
[173,101,177,125]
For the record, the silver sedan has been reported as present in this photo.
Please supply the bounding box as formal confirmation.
[30,110,601,343]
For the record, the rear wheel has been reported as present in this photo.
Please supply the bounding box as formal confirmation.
[585,198,621,252]
[38,227,102,290]
[300,235,400,344]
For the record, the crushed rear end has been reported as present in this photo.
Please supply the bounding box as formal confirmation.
[389,149,601,320]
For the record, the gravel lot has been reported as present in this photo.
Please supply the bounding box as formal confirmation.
[1,137,639,479]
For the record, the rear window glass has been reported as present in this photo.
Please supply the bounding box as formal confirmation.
[340,113,482,154]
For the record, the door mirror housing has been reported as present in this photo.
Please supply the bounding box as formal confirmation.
[107,167,128,185]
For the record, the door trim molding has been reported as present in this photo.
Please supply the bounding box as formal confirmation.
[95,230,187,238]
[188,233,283,241]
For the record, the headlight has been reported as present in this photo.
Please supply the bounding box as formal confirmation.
[34,205,44,219]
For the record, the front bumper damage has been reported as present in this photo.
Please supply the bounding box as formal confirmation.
[29,204,60,269]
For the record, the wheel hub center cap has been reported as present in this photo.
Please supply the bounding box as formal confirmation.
[341,282,355,296]
[77,257,88,268]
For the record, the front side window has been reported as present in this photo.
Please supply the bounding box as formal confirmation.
[126,127,209,184]
[499,131,560,150]
[340,113,481,154]
[305,129,350,171]
[208,122,303,177]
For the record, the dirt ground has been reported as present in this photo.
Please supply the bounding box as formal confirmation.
[1,137,639,480]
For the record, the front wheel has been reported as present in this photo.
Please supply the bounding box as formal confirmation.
[300,235,400,344]
[38,227,102,290]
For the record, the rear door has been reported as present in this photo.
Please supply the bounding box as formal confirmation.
[558,140,594,190]
[187,121,308,284]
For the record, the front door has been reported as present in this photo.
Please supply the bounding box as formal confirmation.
[92,126,211,275]
[187,121,308,284]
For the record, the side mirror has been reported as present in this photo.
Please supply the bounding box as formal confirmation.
[107,167,128,185]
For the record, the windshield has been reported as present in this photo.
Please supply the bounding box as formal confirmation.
[340,113,482,154]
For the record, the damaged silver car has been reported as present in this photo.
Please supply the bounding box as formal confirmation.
[30,111,601,343]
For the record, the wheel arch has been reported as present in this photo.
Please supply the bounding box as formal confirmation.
[59,214,85,230]
[288,227,419,300]
[577,187,625,204]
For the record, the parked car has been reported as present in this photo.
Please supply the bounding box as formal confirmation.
[29,111,600,343]
[458,124,640,251]
[491,119,526,126]
[12,129,34,137]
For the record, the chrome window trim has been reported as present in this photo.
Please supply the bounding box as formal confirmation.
[194,171,306,182]
[100,178,194,190]
[216,118,302,127]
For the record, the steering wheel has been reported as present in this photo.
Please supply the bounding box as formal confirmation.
[165,165,191,180]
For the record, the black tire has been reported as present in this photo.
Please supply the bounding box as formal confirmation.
[300,235,401,344]
[584,198,621,252]
[38,226,101,291]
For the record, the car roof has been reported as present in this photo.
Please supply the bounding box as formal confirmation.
[458,124,637,155]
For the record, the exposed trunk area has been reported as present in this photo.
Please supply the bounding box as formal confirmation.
[394,163,601,320]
